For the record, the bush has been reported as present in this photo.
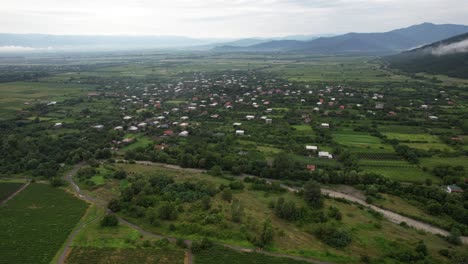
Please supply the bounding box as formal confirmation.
[176,238,186,248]
[158,203,178,220]
[313,224,352,248]
[101,214,119,227]
[191,238,213,253]
[50,178,66,187]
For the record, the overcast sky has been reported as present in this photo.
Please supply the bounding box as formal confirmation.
[1,0,468,38]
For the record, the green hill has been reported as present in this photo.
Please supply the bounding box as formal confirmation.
[386,32,468,79]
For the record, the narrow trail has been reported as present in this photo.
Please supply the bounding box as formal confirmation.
[130,160,468,245]
[0,180,30,205]
[62,164,328,264]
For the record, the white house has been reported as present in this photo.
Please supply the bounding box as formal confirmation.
[114,126,123,131]
[306,145,318,151]
[246,115,255,120]
[128,126,138,132]
[428,116,439,121]
[178,131,189,137]
[54,123,63,128]
[93,125,104,129]
[123,116,132,120]
[318,151,333,159]
[235,130,245,136]
[321,123,330,128]
[233,122,242,126]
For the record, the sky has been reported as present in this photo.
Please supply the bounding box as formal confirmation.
[1,0,468,38]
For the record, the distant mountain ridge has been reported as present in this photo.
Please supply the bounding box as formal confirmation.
[0,33,332,52]
[385,32,468,79]
[214,23,468,54]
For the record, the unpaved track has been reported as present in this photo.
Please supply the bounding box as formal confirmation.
[62,164,327,264]
[0,180,30,205]
[130,160,468,245]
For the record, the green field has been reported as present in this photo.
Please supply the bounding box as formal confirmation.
[0,184,88,264]
[0,81,92,120]
[382,132,441,142]
[0,182,24,201]
[194,245,310,264]
[65,247,184,264]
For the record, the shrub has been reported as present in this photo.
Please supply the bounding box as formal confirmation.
[313,224,352,248]
[101,214,119,227]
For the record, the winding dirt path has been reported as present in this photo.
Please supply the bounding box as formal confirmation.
[129,160,468,245]
[62,164,328,264]
[0,180,30,205]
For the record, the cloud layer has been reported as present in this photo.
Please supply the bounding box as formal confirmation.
[1,0,467,38]
[431,39,468,56]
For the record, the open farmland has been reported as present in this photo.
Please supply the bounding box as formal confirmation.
[0,182,24,201]
[0,183,88,264]
[194,245,311,264]
[65,247,184,264]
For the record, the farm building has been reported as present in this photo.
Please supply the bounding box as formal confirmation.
[306,145,318,151]
[235,130,245,136]
[428,116,439,121]
[246,115,255,120]
[321,123,330,128]
[446,185,463,193]
[318,151,333,159]
[307,165,316,171]
[114,126,123,131]
[128,126,138,132]
[265,119,273,124]
[233,122,242,126]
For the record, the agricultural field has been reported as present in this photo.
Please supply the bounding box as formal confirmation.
[0,182,24,201]
[194,245,311,264]
[0,52,468,264]
[65,247,184,264]
[0,183,88,264]
[0,81,93,120]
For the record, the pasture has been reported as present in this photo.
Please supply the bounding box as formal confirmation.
[0,183,88,264]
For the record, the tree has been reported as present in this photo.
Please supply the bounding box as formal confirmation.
[447,227,462,245]
[158,203,178,220]
[415,240,428,256]
[256,220,274,248]
[304,180,323,208]
[113,170,127,179]
[208,165,223,177]
[101,214,119,227]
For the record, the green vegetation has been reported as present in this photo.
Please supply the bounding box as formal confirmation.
[0,182,24,201]
[0,183,88,264]
[194,245,311,264]
[65,246,184,264]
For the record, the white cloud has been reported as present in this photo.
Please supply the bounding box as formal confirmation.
[0,46,49,52]
[0,0,467,38]
[431,39,468,55]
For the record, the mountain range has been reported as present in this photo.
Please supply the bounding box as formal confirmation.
[385,32,468,78]
[0,23,467,54]
[214,23,468,54]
